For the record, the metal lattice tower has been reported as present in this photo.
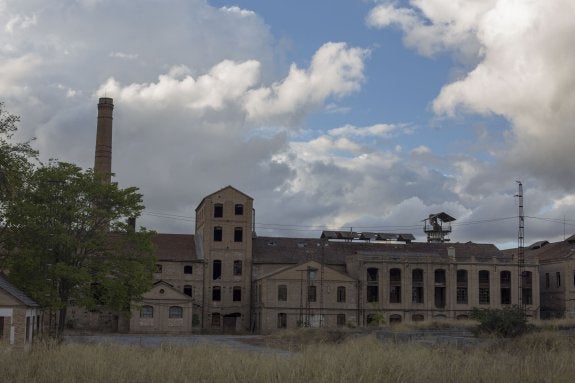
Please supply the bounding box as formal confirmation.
[516,181,525,311]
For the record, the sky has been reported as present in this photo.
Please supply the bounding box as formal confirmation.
[1,0,575,248]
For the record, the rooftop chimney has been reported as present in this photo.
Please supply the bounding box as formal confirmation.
[94,97,113,183]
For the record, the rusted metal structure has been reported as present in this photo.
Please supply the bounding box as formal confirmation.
[423,212,455,243]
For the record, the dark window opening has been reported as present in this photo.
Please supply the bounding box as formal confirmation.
[277,313,287,328]
[234,227,243,242]
[435,287,446,308]
[214,203,223,218]
[212,313,221,327]
[367,268,379,282]
[412,269,424,304]
[479,270,490,304]
[184,265,193,274]
[337,286,346,302]
[233,260,242,276]
[213,260,222,280]
[390,268,401,303]
[213,226,222,242]
[155,264,162,273]
[235,204,244,215]
[389,314,402,324]
[435,269,446,285]
[556,272,561,288]
[212,286,221,301]
[337,314,346,327]
[500,271,511,305]
[412,314,424,322]
[545,273,550,288]
[278,285,287,301]
[184,285,192,297]
[367,286,379,302]
[233,286,242,302]
[307,285,317,302]
[457,270,468,304]
[523,271,533,305]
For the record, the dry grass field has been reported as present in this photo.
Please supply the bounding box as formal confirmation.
[2,329,575,382]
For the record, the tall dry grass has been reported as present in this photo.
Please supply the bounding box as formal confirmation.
[2,331,575,382]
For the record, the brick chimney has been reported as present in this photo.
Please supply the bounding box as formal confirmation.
[94,97,113,183]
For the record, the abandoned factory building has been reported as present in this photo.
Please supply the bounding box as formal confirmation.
[85,98,540,333]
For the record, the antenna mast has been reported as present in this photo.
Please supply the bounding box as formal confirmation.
[516,181,525,312]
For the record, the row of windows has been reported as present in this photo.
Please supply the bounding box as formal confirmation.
[212,286,242,302]
[213,226,243,242]
[140,305,183,319]
[277,285,347,303]
[214,203,244,218]
[212,260,242,279]
[365,268,533,306]
[155,264,194,274]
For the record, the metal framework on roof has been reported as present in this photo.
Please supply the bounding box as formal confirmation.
[320,231,415,243]
[423,212,455,243]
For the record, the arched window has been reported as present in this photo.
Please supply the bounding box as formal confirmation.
[457,270,468,304]
[366,268,379,303]
[389,268,401,303]
[434,269,446,308]
[140,305,153,318]
[389,314,402,324]
[500,271,511,304]
[522,271,533,305]
[479,270,490,304]
[169,306,183,319]
[234,227,243,242]
[412,269,424,303]
[184,265,193,274]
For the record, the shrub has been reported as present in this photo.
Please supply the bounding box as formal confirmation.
[471,306,533,338]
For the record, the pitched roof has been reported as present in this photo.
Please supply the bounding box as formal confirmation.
[195,185,253,211]
[253,237,505,265]
[520,239,575,263]
[0,273,39,307]
[152,234,198,262]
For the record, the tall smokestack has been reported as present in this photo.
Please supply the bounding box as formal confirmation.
[94,97,113,183]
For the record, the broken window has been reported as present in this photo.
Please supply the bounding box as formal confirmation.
[183,285,192,297]
[169,306,183,319]
[233,260,242,276]
[234,227,243,242]
[214,203,223,218]
[500,271,511,305]
[184,265,193,275]
[213,260,222,280]
[213,226,222,242]
[479,270,490,304]
[233,286,242,302]
[337,286,346,303]
[523,271,533,305]
[412,269,424,304]
[457,270,468,304]
[307,285,317,302]
[212,286,221,301]
[235,204,244,215]
[278,285,287,301]
[140,305,153,318]
[389,268,401,303]
[367,267,379,302]
[337,314,346,327]
[434,269,446,309]
[277,313,287,328]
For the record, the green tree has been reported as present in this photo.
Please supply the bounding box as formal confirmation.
[0,102,37,247]
[4,161,155,334]
[471,306,533,338]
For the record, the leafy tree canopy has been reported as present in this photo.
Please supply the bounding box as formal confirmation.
[4,161,156,324]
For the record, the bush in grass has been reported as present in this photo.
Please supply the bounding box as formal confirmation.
[471,306,533,338]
